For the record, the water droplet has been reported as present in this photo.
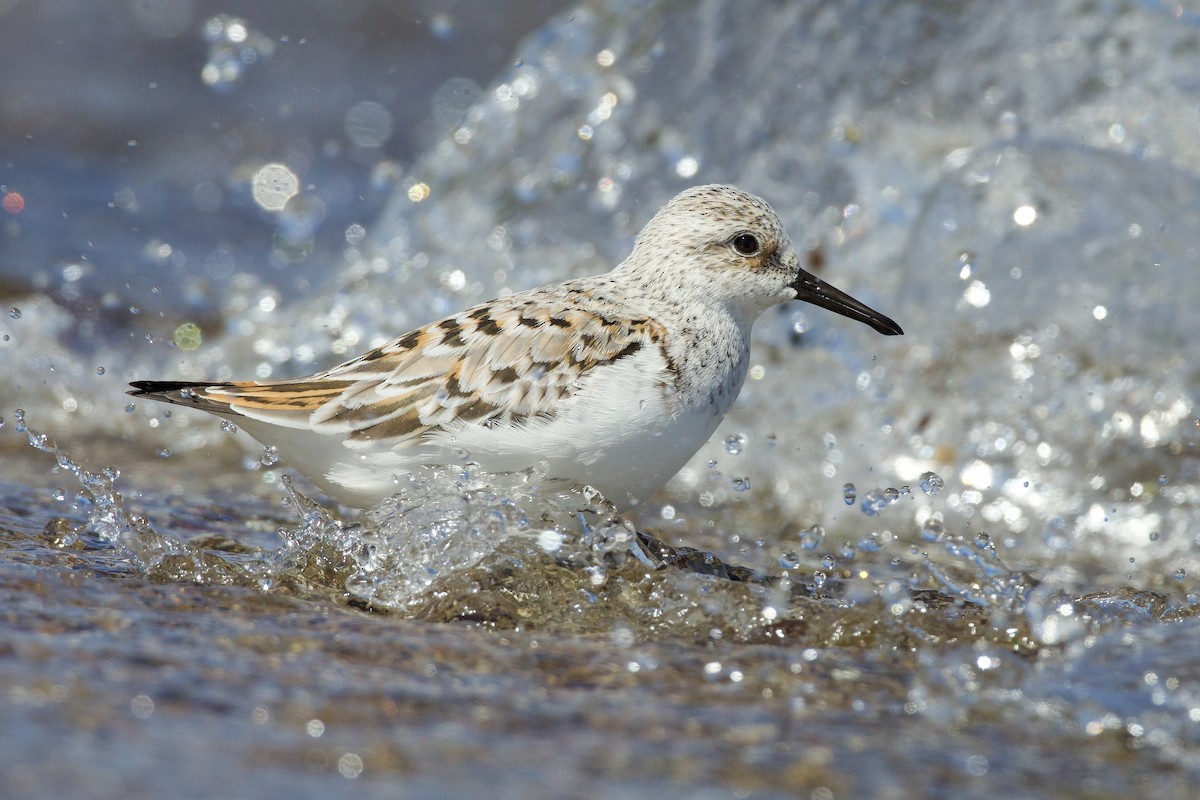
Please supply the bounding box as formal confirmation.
[957,251,974,279]
[731,476,751,492]
[798,526,824,551]
[125,403,136,414]
[724,434,745,455]
[158,448,172,458]
[1175,568,1187,580]
[842,483,857,505]
[260,445,280,467]
[8,307,20,319]
[220,420,238,434]
[766,433,778,447]
[1159,474,1169,486]
[860,489,889,516]
[779,550,800,569]
[537,530,563,552]
[820,554,836,570]
[812,571,827,589]
[95,366,106,375]
[919,472,944,495]
[173,322,203,351]
[921,516,944,542]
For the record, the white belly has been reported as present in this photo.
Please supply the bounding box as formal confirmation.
[306,346,726,509]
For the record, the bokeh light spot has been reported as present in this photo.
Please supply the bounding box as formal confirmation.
[251,163,299,211]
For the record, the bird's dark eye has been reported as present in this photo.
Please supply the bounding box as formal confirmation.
[732,233,760,256]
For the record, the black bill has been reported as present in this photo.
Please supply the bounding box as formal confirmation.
[790,271,903,336]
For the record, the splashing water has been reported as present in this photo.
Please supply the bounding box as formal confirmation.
[13,410,245,583]
[13,409,654,612]
[269,467,646,611]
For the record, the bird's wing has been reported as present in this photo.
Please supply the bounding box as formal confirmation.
[131,289,670,450]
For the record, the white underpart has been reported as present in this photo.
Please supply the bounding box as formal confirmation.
[241,347,726,508]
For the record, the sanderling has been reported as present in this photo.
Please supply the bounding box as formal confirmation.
[130,185,901,509]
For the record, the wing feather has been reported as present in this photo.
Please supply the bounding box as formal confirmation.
[133,282,673,448]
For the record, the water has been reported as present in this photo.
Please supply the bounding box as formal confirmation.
[4,1,1200,797]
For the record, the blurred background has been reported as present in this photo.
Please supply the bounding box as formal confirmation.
[0,0,567,349]
[3,2,1200,797]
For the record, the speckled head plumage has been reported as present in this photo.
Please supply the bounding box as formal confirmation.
[620,185,902,334]
[129,184,901,510]
[626,186,796,307]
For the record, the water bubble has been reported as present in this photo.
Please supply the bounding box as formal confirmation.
[842,483,857,505]
[731,476,751,492]
[724,434,745,455]
[8,307,20,319]
[919,472,945,495]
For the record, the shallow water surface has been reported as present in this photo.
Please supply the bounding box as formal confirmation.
[2,430,1198,799]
